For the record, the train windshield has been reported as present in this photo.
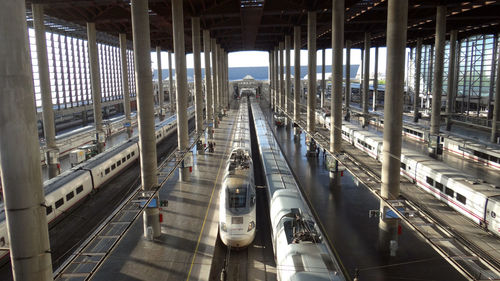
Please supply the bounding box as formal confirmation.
[227,187,247,209]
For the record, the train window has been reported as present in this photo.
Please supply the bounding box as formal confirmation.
[400,163,406,170]
[435,182,443,192]
[76,185,83,194]
[131,151,135,156]
[46,205,53,215]
[456,193,466,205]
[491,156,498,163]
[55,198,64,209]
[127,154,131,160]
[445,187,454,197]
[105,168,110,175]
[111,164,116,170]
[66,191,74,201]
[426,177,434,186]
[122,157,126,163]
[0,237,4,247]
[117,160,121,167]
[492,211,497,218]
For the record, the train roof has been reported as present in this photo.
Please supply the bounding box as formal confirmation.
[82,140,137,169]
[44,168,89,196]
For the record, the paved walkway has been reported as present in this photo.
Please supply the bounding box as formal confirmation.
[90,110,237,281]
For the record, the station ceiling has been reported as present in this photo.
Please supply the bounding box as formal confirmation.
[27,0,500,51]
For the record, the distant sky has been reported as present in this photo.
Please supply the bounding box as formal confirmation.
[151,47,391,76]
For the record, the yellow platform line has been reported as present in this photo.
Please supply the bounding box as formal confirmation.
[186,116,237,281]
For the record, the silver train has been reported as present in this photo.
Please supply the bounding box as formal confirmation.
[347,108,500,171]
[0,107,195,258]
[219,97,256,248]
[341,122,500,238]
[251,97,345,281]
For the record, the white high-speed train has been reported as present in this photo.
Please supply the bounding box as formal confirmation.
[0,107,195,258]
[341,121,500,237]
[251,97,345,281]
[219,97,256,248]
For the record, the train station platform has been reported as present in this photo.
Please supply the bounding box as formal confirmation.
[86,110,236,281]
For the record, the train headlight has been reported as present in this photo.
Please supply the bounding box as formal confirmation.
[247,221,255,232]
[221,222,227,232]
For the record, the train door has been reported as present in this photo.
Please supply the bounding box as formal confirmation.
[485,196,500,235]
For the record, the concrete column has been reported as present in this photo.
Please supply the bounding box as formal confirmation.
[279,41,284,112]
[373,47,379,111]
[331,0,344,155]
[446,30,458,131]
[321,48,326,109]
[285,35,291,115]
[217,46,223,117]
[168,51,175,113]
[131,0,160,237]
[211,39,219,127]
[294,26,301,123]
[379,0,408,257]
[225,51,229,108]
[87,22,105,153]
[362,32,371,123]
[269,50,274,110]
[119,33,133,138]
[307,11,317,153]
[203,30,213,138]
[430,5,446,138]
[492,41,500,143]
[346,40,351,109]
[274,47,279,110]
[192,18,204,152]
[33,3,59,178]
[172,0,190,181]
[414,38,422,122]
[0,2,53,280]
[156,46,165,120]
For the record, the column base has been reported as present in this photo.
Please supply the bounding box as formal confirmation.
[48,163,60,179]
[179,166,190,182]
[378,217,399,257]
[143,206,161,239]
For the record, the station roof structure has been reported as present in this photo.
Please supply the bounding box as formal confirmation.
[26,0,500,51]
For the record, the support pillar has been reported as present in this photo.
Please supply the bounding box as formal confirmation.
[192,18,204,153]
[279,41,285,112]
[211,39,219,128]
[294,26,301,127]
[362,32,371,126]
[345,40,351,111]
[168,51,175,113]
[307,11,317,155]
[0,2,53,279]
[373,47,379,111]
[274,47,279,111]
[172,0,190,181]
[131,0,160,237]
[203,30,213,139]
[429,5,446,156]
[217,46,223,119]
[446,30,457,131]
[331,0,344,160]
[269,50,274,110]
[33,3,59,178]
[414,38,422,122]
[285,35,291,116]
[156,46,165,120]
[87,22,105,153]
[321,48,326,109]
[492,40,500,143]
[119,33,133,138]
[379,0,408,257]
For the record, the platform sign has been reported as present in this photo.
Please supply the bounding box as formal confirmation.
[137,197,158,208]
[183,151,194,168]
[385,207,405,219]
[124,122,131,127]
[208,122,213,128]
